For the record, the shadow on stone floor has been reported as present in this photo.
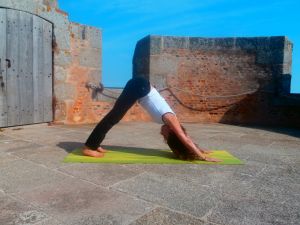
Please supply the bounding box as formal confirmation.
[57,141,83,153]
[57,142,175,158]
[221,122,300,138]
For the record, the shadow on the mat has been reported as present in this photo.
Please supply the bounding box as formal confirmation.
[57,142,175,158]
[102,145,175,158]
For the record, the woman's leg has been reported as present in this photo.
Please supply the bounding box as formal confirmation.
[85,77,150,150]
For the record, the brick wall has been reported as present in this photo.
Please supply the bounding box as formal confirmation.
[132,35,300,127]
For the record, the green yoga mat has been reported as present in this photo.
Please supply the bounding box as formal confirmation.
[63,146,243,165]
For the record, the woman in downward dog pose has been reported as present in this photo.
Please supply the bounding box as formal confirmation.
[83,77,221,162]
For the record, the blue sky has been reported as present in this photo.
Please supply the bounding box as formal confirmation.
[59,0,300,93]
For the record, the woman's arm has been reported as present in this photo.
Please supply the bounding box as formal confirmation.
[163,113,221,162]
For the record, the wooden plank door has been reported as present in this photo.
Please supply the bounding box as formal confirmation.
[0,8,53,128]
[0,8,7,127]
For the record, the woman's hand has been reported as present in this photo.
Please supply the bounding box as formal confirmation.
[199,148,213,154]
[203,156,222,162]
[195,143,213,154]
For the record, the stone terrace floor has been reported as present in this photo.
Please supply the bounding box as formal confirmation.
[0,122,299,225]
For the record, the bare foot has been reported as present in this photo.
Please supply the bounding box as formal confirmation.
[82,147,105,158]
[97,147,108,153]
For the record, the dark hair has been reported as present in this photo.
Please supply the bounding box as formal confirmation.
[163,126,199,160]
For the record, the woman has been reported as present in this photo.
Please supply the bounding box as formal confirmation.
[83,77,221,162]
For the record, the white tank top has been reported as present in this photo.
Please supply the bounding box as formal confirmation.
[138,87,175,124]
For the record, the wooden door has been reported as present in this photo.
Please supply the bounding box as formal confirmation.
[0,8,53,128]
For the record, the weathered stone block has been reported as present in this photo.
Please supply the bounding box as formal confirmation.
[149,36,162,55]
[282,63,292,74]
[133,37,150,78]
[85,26,102,49]
[283,52,292,65]
[214,38,235,49]
[54,100,67,121]
[42,0,58,8]
[256,50,272,65]
[54,83,76,100]
[163,36,189,49]
[255,37,271,49]
[150,55,178,76]
[134,36,150,58]
[283,41,293,65]
[88,69,101,83]
[235,37,258,50]
[189,37,215,50]
[270,36,286,50]
[79,48,101,68]
[235,37,271,50]
[70,22,80,39]
[279,74,292,94]
[54,50,71,66]
[39,7,69,30]
[54,27,70,50]
[271,49,284,64]
[54,65,67,81]
[150,74,167,90]
[271,64,283,77]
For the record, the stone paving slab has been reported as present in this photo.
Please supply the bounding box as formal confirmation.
[0,139,42,153]
[7,131,88,147]
[112,172,217,218]
[11,146,69,169]
[2,124,66,136]
[0,153,19,168]
[58,164,143,188]
[0,133,15,142]
[14,178,155,225]
[128,207,213,225]
[34,218,63,225]
[269,140,300,152]
[0,160,66,194]
[0,192,48,225]
[121,160,266,191]
[0,122,299,225]
[237,144,300,165]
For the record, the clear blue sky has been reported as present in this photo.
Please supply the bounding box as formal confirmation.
[59,0,300,93]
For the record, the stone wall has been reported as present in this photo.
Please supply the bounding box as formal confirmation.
[54,22,102,123]
[132,35,300,127]
[1,0,299,127]
[0,0,104,124]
